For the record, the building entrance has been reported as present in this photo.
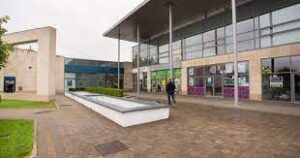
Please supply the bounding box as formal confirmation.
[205,76,223,97]
[205,76,214,96]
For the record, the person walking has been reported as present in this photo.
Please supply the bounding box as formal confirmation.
[166,78,176,107]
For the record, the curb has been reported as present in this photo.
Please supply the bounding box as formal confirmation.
[54,102,59,109]
[30,120,38,158]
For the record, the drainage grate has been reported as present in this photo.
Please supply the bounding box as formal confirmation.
[35,110,53,114]
[95,140,128,156]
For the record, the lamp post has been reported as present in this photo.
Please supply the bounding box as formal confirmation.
[168,2,173,80]
[231,0,239,106]
[117,28,121,89]
[137,25,140,94]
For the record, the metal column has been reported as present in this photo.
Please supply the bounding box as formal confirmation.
[117,28,121,89]
[169,3,173,80]
[231,0,239,106]
[137,25,141,94]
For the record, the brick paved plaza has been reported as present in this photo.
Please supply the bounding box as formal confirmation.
[0,95,299,158]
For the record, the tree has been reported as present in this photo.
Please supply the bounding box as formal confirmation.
[0,16,12,70]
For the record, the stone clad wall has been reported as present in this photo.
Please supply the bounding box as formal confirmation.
[123,62,133,91]
[56,55,65,93]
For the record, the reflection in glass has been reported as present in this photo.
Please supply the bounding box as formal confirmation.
[292,56,300,72]
[272,3,300,25]
[262,74,291,102]
[215,75,223,96]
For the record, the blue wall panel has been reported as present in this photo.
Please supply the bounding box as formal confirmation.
[65,64,124,74]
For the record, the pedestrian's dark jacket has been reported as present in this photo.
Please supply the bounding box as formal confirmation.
[166,81,176,94]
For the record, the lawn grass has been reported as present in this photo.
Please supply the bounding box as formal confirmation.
[0,120,34,158]
[0,100,56,109]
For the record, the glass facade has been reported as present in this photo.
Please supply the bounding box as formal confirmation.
[130,1,300,101]
[151,69,181,93]
[64,58,124,90]
[262,55,300,102]
[184,3,300,60]
[149,40,159,65]
[159,44,169,64]
[184,34,202,60]
[188,61,249,99]
[132,2,300,65]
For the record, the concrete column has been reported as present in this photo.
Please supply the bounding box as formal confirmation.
[249,59,262,101]
[181,67,188,95]
[36,27,56,101]
[147,68,151,92]
[137,25,140,94]
[169,3,173,80]
[123,62,134,91]
[231,0,239,106]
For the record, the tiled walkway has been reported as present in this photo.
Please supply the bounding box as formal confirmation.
[126,92,300,116]
[0,94,299,157]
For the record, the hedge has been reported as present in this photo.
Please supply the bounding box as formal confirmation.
[85,87,124,97]
[69,87,85,91]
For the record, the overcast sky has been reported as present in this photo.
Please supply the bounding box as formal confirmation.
[0,0,144,62]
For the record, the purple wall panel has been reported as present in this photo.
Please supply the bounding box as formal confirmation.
[223,86,249,99]
[188,86,205,96]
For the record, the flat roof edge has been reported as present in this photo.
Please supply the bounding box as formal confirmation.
[4,26,56,36]
[103,0,152,37]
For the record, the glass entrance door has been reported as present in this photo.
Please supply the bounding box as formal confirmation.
[205,76,214,96]
[294,73,300,102]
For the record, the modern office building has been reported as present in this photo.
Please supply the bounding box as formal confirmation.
[106,0,300,103]
[64,58,133,91]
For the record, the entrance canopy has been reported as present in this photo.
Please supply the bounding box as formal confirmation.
[103,0,249,42]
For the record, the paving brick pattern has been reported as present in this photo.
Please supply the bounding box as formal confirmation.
[0,95,299,158]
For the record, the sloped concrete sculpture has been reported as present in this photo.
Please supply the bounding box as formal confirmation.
[2,27,57,101]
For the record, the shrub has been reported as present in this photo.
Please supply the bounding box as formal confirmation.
[69,87,85,91]
[85,87,124,97]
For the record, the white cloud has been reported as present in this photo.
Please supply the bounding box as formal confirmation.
[0,0,144,62]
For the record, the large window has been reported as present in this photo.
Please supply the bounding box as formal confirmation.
[217,27,226,55]
[262,57,293,102]
[236,19,255,52]
[261,4,300,47]
[188,61,249,99]
[149,41,158,65]
[173,41,182,62]
[132,3,300,63]
[64,59,124,90]
[159,44,169,64]
[203,30,216,57]
[132,46,138,68]
[184,34,202,60]
[140,44,148,67]
[182,3,300,61]
[151,69,181,93]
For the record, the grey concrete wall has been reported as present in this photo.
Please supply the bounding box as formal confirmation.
[0,48,65,95]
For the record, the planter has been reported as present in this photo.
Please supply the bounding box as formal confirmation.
[65,91,169,127]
